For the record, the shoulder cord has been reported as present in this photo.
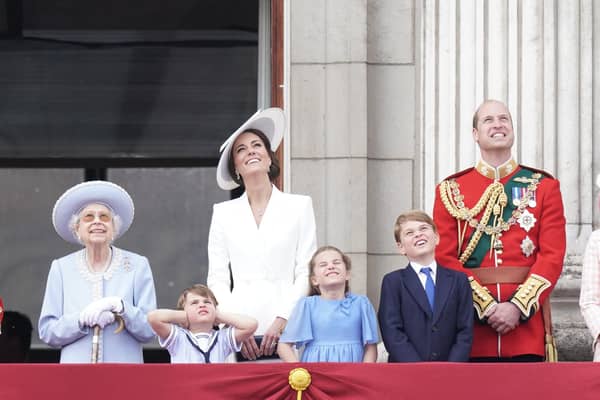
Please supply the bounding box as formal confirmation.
[439,174,541,264]
[440,180,505,262]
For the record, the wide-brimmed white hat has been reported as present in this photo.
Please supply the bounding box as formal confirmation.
[216,107,285,190]
[52,180,135,244]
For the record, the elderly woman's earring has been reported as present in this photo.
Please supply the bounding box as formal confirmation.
[235,170,240,181]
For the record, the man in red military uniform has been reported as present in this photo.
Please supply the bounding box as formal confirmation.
[433,99,566,361]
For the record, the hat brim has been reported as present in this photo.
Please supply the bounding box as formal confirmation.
[52,181,135,244]
[216,107,285,190]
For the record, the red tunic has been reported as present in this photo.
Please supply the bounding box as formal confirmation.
[433,162,566,358]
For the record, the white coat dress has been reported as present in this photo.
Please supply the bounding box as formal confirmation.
[207,186,317,334]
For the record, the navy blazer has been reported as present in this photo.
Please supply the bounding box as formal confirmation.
[378,263,473,362]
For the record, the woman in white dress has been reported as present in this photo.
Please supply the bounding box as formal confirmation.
[207,108,317,360]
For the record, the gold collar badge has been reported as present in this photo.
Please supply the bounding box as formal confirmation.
[476,158,518,180]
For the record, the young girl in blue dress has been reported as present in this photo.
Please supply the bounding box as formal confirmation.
[278,246,379,362]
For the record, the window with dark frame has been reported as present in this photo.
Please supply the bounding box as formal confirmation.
[0,0,259,166]
[0,0,265,362]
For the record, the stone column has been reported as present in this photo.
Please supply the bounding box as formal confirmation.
[288,0,369,293]
[366,0,418,308]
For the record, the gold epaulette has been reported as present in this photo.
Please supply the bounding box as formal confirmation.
[519,164,554,179]
[509,274,551,318]
[468,276,497,320]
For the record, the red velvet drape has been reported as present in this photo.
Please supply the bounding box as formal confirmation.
[1,362,599,400]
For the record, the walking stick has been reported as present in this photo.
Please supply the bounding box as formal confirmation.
[91,314,125,363]
[91,326,100,363]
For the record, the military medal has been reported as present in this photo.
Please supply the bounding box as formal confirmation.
[517,209,537,232]
[512,186,537,208]
[512,187,525,206]
[520,236,536,257]
[528,191,537,208]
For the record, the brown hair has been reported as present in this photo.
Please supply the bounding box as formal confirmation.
[308,245,352,296]
[227,128,281,188]
[394,210,438,243]
[176,284,218,310]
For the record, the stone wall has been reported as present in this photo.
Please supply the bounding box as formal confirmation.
[287,0,598,360]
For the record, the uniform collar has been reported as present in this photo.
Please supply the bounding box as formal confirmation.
[475,158,518,180]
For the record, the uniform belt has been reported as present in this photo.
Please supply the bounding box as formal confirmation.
[470,266,530,284]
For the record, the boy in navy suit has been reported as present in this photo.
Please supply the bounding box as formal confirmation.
[378,210,473,362]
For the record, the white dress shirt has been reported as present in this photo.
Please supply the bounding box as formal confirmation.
[410,260,438,289]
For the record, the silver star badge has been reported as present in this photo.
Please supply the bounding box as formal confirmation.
[520,236,536,257]
[517,209,537,232]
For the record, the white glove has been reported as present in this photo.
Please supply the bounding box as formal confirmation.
[95,311,116,328]
[79,297,124,327]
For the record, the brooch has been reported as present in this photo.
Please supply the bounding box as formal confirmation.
[123,257,132,272]
[520,236,536,257]
[517,209,537,232]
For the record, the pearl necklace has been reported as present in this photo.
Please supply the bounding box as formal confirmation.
[85,248,113,273]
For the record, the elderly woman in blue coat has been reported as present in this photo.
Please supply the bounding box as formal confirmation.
[39,181,157,363]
